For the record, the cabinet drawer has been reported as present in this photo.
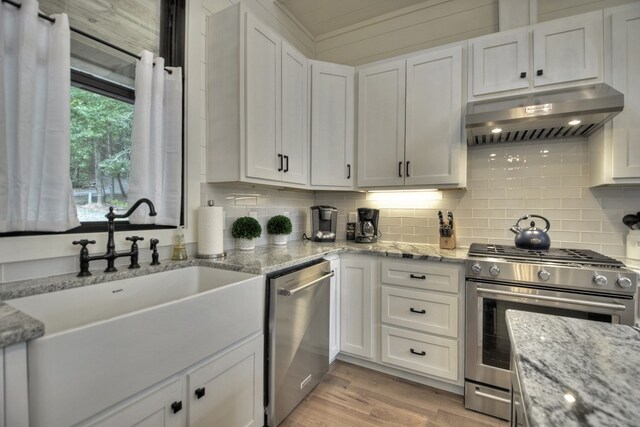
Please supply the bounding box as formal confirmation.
[381,286,458,337]
[380,259,459,293]
[381,326,458,382]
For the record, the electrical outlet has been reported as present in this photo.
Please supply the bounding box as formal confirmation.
[249,211,258,218]
[348,212,357,223]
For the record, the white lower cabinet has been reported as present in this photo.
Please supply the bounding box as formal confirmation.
[83,334,263,427]
[86,378,184,427]
[187,335,263,427]
[340,255,376,360]
[378,258,464,385]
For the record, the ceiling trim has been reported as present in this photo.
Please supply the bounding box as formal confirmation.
[273,1,317,43]
[314,0,452,42]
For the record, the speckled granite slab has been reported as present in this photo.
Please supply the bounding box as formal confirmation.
[506,310,640,427]
[0,240,467,347]
[0,303,44,347]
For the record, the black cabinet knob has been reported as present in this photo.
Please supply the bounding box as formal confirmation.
[347,164,351,179]
[536,69,543,76]
[283,155,289,172]
[277,154,283,172]
[195,387,206,399]
[520,72,527,78]
[171,400,182,414]
[398,161,403,177]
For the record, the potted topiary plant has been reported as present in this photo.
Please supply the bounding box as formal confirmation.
[232,216,262,250]
[267,215,293,245]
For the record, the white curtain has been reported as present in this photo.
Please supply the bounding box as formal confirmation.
[0,0,79,232]
[128,50,182,225]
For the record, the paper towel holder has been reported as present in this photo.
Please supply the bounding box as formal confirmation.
[195,200,227,260]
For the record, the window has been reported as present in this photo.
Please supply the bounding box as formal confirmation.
[41,0,184,231]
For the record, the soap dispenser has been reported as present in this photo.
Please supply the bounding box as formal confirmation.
[171,226,188,261]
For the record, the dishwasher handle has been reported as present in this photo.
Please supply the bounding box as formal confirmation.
[278,271,334,297]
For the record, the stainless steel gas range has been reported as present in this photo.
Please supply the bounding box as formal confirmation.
[464,243,638,420]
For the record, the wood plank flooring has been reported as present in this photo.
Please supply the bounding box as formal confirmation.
[281,360,509,427]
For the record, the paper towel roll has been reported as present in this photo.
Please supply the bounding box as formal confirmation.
[198,205,224,256]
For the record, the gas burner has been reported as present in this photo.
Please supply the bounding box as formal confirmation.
[468,243,625,268]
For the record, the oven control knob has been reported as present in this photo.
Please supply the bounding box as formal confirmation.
[616,276,633,288]
[592,274,608,287]
[489,265,500,277]
[538,269,551,281]
[471,263,482,274]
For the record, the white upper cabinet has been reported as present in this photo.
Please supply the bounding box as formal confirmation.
[358,46,465,189]
[357,59,406,188]
[469,10,603,99]
[533,11,602,87]
[471,29,530,96]
[310,61,355,189]
[207,4,309,187]
[590,3,640,186]
[405,48,463,187]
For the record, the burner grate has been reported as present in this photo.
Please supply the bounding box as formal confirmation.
[469,243,624,268]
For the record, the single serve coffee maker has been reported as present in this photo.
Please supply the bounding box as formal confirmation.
[355,208,380,243]
[311,205,338,242]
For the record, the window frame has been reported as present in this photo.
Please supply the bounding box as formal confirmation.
[1,0,185,238]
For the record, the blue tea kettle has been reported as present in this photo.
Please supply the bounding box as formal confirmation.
[509,214,551,250]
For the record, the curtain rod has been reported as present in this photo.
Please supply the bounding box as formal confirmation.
[2,0,173,74]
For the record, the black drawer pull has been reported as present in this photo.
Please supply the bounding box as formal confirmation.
[283,155,289,172]
[409,274,426,280]
[195,387,206,399]
[277,154,283,172]
[347,164,351,179]
[399,161,403,177]
[410,348,426,356]
[410,307,426,314]
[406,161,410,177]
[171,401,183,414]
[520,72,526,78]
[536,69,543,76]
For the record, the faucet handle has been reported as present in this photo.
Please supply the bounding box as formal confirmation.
[73,239,96,248]
[126,236,144,243]
[150,238,161,266]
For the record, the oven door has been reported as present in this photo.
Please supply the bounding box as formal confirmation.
[465,279,635,390]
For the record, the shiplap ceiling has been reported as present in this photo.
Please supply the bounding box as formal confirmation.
[276,0,435,37]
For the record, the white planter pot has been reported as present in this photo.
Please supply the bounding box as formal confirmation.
[236,238,255,251]
[271,234,288,245]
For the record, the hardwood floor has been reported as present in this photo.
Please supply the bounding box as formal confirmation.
[281,360,509,427]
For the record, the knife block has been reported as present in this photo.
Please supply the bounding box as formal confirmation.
[439,232,456,249]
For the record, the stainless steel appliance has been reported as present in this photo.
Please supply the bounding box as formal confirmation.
[266,260,333,426]
[355,207,380,243]
[464,243,637,420]
[466,83,624,145]
[310,205,337,242]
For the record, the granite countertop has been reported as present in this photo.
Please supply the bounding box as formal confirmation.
[0,240,467,348]
[506,310,640,427]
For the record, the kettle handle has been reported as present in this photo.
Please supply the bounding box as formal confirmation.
[516,214,551,232]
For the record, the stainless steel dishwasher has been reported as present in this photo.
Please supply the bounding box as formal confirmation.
[265,259,333,426]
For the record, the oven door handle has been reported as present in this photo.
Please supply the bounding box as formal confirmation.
[476,287,628,311]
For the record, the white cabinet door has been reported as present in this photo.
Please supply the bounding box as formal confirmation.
[533,11,602,87]
[310,61,355,188]
[357,60,406,188]
[340,256,375,359]
[329,258,341,361]
[471,29,530,95]
[245,13,282,182]
[611,5,640,179]
[405,47,463,186]
[86,378,184,427]
[281,42,308,185]
[188,335,263,427]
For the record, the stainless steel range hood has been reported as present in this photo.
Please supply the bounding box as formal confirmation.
[466,83,624,146]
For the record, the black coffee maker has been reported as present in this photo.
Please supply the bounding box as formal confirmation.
[355,208,380,243]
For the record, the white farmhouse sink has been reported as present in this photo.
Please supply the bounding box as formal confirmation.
[6,266,264,427]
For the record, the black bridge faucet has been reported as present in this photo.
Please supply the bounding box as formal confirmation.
[73,198,157,276]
